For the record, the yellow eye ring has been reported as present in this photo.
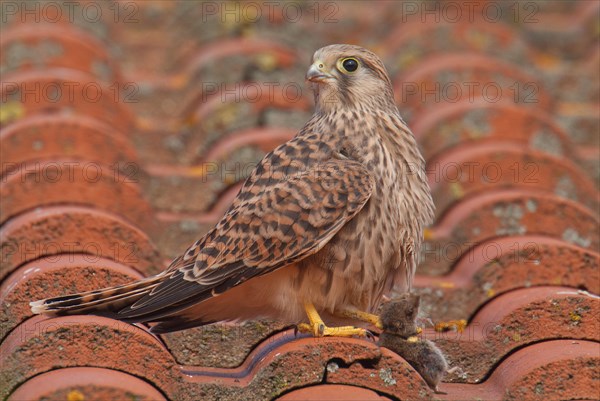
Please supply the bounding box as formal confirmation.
[338,57,359,73]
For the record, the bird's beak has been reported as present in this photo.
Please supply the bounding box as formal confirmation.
[306,61,334,83]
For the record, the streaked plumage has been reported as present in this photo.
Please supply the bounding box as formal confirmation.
[31,44,434,334]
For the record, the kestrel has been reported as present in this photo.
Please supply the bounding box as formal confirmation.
[31,44,434,337]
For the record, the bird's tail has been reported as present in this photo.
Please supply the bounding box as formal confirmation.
[30,275,164,320]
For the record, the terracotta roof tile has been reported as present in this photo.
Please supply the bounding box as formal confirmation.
[421,190,599,275]
[277,384,393,400]
[1,1,598,399]
[0,255,144,341]
[1,24,119,81]
[436,340,599,401]
[380,17,531,68]
[412,100,580,167]
[415,236,600,321]
[0,159,156,232]
[1,69,134,128]
[1,315,178,400]
[427,286,599,383]
[0,114,137,173]
[8,367,168,401]
[0,205,162,279]
[394,53,554,121]
[429,142,599,216]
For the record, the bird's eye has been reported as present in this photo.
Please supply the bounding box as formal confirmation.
[339,57,359,73]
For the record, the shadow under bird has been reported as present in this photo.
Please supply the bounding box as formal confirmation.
[31,44,434,337]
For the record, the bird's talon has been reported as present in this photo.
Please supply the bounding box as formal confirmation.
[337,308,383,330]
[296,323,313,335]
[434,319,467,333]
[304,302,376,338]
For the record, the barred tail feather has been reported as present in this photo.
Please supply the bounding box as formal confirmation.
[29,275,164,319]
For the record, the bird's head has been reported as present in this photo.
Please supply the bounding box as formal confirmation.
[306,44,395,113]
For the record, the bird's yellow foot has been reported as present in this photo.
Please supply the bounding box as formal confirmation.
[337,309,383,329]
[337,308,422,333]
[302,301,370,337]
[296,322,369,337]
[434,319,467,333]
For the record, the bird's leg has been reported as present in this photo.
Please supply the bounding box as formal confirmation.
[336,308,383,329]
[335,308,424,334]
[297,301,369,337]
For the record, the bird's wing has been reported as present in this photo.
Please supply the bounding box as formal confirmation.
[118,156,374,321]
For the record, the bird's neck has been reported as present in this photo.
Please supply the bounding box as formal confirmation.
[314,106,435,228]
[302,105,435,253]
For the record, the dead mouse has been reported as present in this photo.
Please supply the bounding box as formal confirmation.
[378,293,454,393]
